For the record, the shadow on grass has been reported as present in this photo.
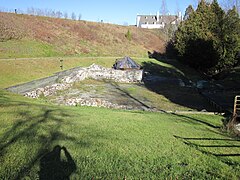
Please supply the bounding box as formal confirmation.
[147,50,200,80]
[0,90,80,179]
[107,80,151,109]
[39,145,76,180]
[141,59,215,112]
[174,135,240,166]
[171,113,221,129]
[174,135,240,142]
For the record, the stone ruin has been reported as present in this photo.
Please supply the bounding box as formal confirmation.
[24,64,143,108]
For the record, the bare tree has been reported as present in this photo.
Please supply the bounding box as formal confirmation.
[27,7,35,15]
[71,12,76,20]
[56,11,63,18]
[0,7,5,12]
[36,8,44,16]
[43,9,50,17]
[221,0,240,13]
[17,8,24,14]
[51,10,56,18]
[78,13,82,21]
[175,0,180,14]
[161,0,168,15]
[64,12,68,19]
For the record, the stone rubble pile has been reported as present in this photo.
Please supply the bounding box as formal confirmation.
[62,70,87,84]
[65,97,133,110]
[61,64,143,84]
[24,83,71,98]
[24,64,143,102]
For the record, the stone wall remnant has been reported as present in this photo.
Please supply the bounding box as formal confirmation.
[22,64,143,99]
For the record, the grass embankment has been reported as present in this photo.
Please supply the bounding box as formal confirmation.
[0,57,177,89]
[0,39,61,58]
[0,57,118,88]
[0,56,240,178]
[0,12,165,58]
[0,89,240,179]
[0,57,212,111]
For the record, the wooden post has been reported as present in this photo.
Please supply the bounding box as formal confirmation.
[60,59,63,70]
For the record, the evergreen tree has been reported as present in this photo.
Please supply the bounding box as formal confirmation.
[220,6,240,68]
[175,0,218,70]
[208,0,226,72]
[174,0,240,76]
[184,5,194,20]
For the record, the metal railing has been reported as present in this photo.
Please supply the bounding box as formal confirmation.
[233,95,240,117]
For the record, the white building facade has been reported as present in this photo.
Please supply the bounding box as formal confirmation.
[136,12,182,29]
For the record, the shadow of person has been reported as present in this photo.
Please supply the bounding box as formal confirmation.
[39,145,76,180]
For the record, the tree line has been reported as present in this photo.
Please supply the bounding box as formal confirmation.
[0,7,82,21]
[173,0,240,78]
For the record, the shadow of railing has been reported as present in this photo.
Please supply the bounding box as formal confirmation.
[107,81,151,109]
[174,135,240,166]
[171,113,221,129]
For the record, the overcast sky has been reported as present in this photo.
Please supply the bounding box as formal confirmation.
[0,0,228,25]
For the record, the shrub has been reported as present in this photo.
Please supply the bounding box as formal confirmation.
[125,29,132,41]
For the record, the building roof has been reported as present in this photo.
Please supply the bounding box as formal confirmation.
[113,56,141,70]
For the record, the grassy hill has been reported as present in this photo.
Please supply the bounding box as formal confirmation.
[1,12,240,179]
[0,56,240,178]
[1,89,240,179]
[0,12,165,58]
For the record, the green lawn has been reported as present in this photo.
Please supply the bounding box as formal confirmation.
[0,57,180,89]
[0,57,119,88]
[0,56,211,111]
[1,57,240,179]
[0,89,240,179]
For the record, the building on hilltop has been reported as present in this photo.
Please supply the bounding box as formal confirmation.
[136,12,182,29]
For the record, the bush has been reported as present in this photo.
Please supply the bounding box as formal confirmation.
[125,29,132,41]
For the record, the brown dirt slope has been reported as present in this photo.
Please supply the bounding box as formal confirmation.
[0,12,165,57]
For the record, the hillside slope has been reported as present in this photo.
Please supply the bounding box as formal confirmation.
[0,12,165,58]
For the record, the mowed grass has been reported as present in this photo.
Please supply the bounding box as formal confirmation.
[0,89,240,179]
[0,57,118,88]
[0,57,173,88]
[0,57,240,178]
[0,57,213,111]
